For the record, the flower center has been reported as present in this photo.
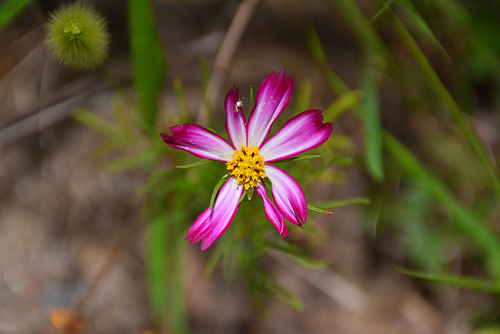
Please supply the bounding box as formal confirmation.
[63,21,82,40]
[226,144,265,190]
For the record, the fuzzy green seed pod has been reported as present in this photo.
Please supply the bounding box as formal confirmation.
[45,3,109,70]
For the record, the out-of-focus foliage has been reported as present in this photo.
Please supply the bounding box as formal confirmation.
[306,0,500,299]
[0,0,32,33]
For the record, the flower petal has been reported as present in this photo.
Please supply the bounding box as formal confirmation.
[265,165,307,227]
[247,71,293,147]
[225,85,247,148]
[255,182,288,237]
[161,124,234,161]
[186,177,243,250]
[260,109,332,162]
[186,208,211,244]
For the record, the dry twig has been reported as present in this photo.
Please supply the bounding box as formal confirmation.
[196,0,260,125]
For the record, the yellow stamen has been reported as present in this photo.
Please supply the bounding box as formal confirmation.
[226,144,265,190]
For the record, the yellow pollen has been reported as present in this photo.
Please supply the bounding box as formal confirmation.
[226,144,265,190]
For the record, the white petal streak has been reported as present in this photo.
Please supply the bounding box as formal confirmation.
[224,86,247,148]
[186,177,243,250]
[265,165,307,227]
[247,71,293,147]
[260,109,332,162]
[161,124,234,161]
[255,182,288,237]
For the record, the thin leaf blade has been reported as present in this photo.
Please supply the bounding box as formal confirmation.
[128,0,166,129]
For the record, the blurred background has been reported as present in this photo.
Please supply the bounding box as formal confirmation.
[1,0,500,333]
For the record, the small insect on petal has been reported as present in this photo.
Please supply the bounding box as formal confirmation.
[234,99,243,113]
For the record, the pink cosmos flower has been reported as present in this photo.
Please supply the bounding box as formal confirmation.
[161,71,332,250]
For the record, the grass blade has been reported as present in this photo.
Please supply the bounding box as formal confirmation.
[384,132,500,279]
[0,0,32,33]
[361,69,384,181]
[323,90,362,122]
[390,12,500,198]
[128,0,166,129]
[176,159,212,169]
[311,197,371,209]
[398,267,500,294]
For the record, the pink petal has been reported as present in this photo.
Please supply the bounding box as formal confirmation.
[225,85,247,148]
[260,109,332,162]
[247,71,293,147]
[264,165,307,227]
[255,182,288,237]
[186,177,243,250]
[186,208,211,244]
[161,124,234,161]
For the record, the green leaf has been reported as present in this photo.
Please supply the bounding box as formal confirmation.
[369,0,396,23]
[102,148,162,172]
[323,90,362,122]
[146,213,168,325]
[328,0,387,57]
[307,204,333,215]
[204,239,235,278]
[399,0,451,62]
[311,197,371,210]
[471,327,500,334]
[111,97,133,134]
[176,159,212,169]
[269,245,329,270]
[361,68,384,182]
[248,85,255,114]
[384,133,500,279]
[223,241,241,283]
[270,281,304,311]
[390,12,500,198]
[73,108,121,138]
[274,154,322,163]
[209,174,229,210]
[398,267,500,294]
[306,27,348,95]
[138,168,175,193]
[146,210,188,334]
[0,0,32,33]
[128,0,166,129]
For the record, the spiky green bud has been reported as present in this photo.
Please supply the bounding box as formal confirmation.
[45,3,109,70]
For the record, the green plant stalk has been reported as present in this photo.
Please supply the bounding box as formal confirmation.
[384,133,500,279]
[390,13,500,198]
[164,214,188,334]
[0,0,32,33]
[147,210,189,334]
[146,213,168,327]
[361,68,384,181]
[128,0,166,131]
[328,0,386,57]
[306,27,349,96]
[398,267,500,294]
[323,90,362,122]
[311,197,371,209]
[307,26,384,181]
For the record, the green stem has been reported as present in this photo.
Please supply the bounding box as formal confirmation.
[384,133,500,279]
[390,12,500,198]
